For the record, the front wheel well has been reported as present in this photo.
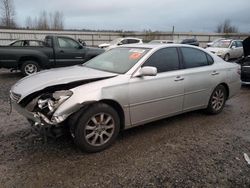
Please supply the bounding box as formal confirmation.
[100,99,125,131]
[67,100,125,135]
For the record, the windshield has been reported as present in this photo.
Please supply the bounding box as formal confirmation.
[212,40,231,48]
[84,47,150,74]
[109,38,122,45]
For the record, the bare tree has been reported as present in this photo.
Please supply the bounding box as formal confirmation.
[52,11,64,30]
[0,0,16,28]
[25,16,33,29]
[216,19,238,33]
[37,11,49,30]
[25,10,64,30]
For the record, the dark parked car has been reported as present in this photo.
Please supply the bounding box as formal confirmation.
[237,36,250,84]
[0,35,104,76]
[9,40,45,47]
[180,38,199,46]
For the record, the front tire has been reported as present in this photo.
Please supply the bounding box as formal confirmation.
[224,54,230,62]
[21,61,40,76]
[73,103,120,152]
[206,85,227,114]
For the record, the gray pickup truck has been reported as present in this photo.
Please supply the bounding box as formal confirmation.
[0,35,104,75]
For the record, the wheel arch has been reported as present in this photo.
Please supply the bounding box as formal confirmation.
[18,56,42,69]
[219,83,229,100]
[100,99,125,131]
[67,99,125,135]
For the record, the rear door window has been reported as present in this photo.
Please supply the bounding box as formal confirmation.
[11,41,23,46]
[128,39,140,44]
[181,47,211,68]
[236,41,243,47]
[121,39,128,45]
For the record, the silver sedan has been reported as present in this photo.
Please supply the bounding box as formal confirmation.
[10,44,241,152]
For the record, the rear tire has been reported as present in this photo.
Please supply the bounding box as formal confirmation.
[21,61,40,76]
[73,103,120,152]
[206,85,227,114]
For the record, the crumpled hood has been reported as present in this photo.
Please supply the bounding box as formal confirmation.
[206,47,227,53]
[11,65,117,99]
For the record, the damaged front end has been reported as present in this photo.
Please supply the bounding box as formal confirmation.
[10,89,74,137]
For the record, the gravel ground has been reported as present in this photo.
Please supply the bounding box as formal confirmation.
[0,69,250,188]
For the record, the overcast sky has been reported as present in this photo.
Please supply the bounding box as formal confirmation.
[14,0,250,32]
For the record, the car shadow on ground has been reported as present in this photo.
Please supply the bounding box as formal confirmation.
[241,84,250,90]
[1,109,209,159]
[0,70,23,79]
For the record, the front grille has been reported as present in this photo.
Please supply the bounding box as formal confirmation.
[10,91,21,103]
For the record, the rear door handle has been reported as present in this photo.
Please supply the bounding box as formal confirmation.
[174,76,184,81]
[211,71,219,76]
[60,50,64,53]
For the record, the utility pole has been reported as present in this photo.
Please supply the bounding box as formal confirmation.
[172,26,175,40]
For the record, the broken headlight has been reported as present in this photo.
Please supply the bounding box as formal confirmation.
[37,90,73,116]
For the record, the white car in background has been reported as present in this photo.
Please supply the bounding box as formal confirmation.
[148,40,174,44]
[98,37,143,50]
[206,39,243,61]
[206,38,225,47]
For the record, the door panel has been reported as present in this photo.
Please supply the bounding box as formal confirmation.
[129,72,184,125]
[55,37,86,67]
[229,41,238,58]
[181,67,216,111]
[180,47,220,111]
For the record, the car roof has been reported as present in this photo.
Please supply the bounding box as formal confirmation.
[119,43,201,50]
[220,39,242,42]
[122,37,142,40]
[150,40,172,41]
[116,43,223,67]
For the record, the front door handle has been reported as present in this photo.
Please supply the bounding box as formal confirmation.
[211,71,219,76]
[174,76,184,81]
[60,50,64,53]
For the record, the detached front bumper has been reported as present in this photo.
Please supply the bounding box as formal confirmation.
[12,101,67,137]
[12,101,57,127]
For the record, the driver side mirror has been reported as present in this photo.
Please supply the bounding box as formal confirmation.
[135,66,157,77]
[231,46,236,49]
[78,39,86,46]
[117,42,123,46]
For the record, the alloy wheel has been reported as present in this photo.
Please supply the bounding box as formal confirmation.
[211,89,225,111]
[24,63,38,75]
[84,113,115,147]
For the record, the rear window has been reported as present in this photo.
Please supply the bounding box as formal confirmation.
[181,47,213,68]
